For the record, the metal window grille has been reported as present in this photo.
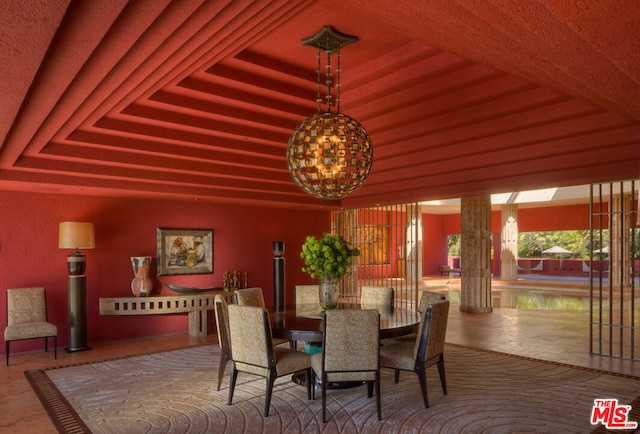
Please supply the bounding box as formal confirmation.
[589,180,638,361]
[331,203,420,309]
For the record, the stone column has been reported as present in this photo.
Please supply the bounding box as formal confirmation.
[610,194,632,286]
[460,196,493,313]
[500,204,519,281]
[405,204,423,283]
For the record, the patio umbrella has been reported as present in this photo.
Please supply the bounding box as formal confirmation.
[542,246,573,271]
[542,246,573,255]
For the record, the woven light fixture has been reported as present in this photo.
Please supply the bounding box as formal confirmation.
[287,26,373,200]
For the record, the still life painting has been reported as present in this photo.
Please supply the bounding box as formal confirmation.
[157,227,213,276]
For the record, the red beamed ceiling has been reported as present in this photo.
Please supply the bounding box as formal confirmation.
[1,0,638,210]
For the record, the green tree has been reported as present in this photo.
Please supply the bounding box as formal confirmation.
[447,234,460,256]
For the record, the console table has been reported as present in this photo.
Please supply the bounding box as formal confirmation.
[99,292,220,337]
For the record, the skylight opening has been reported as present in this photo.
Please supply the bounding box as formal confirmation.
[514,188,558,204]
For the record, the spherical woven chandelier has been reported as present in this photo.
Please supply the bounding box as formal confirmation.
[286,26,373,200]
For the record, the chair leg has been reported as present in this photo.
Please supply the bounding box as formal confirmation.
[305,368,312,400]
[415,367,429,408]
[321,373,328,423]
[367,380,373,398]
[53,336,57,360]
[5,341,9,366]
[437,356,447,395]
[217,353,228,391]
[394,369,400,383]
[375,371,382,421]
[44,337,48,353]
[264,371,277,417]
[227,367,238,405]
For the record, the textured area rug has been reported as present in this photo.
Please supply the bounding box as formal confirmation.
[26,344,640,434]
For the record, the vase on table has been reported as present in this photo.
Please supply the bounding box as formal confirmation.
[131,256,153,297]
[319,277,339,309]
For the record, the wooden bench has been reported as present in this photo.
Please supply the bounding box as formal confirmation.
[99,292,220,337]
[438,266,461,276]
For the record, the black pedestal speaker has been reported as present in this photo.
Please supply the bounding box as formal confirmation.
[273,241,285,310]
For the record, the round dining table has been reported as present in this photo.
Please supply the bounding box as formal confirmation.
[268,303,421,343]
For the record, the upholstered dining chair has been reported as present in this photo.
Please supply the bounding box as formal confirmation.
[5,287,58,366]
[293,285,320,352]
[233,287,266,307]
[214,294,232,391]
[379,299,450,408]
[311,309,381,422]
[294,285,320,305]
[227,304,312,416]
[418,290,447,313]
[383,290,447,346]
[234,287,289,347]
[360,286,394,310]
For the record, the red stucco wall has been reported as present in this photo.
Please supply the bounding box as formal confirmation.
[0,191,329,356]
[433,203,594,277]
[440,203,592,235]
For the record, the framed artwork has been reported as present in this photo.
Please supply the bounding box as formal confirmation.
[357,225,389,265]
[157,227,213,276]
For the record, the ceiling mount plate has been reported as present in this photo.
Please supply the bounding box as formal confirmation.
[301,25,358,53]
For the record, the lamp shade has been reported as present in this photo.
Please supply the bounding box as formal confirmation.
[59,222,95,249]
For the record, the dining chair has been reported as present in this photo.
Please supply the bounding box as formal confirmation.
[214,294,232,390]
[233,287,266,307]
[418,290,447,313]
[294,284,321,352]
[294,285,320,305]
[379,299,450,408]
[383,290,447,346]
[227,304,312,416]
[5,287,58,366]
[311,309,381,422]
[360,286,394,309]
[234,287,289,347]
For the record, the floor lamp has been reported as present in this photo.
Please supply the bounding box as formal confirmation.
[59,222,95,352]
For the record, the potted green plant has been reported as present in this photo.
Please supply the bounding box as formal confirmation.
[300,232,360,308]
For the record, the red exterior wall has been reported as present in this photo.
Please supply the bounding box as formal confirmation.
[433,203,594,277]
[0,191,329,356]
[440,203,592,235]
[517,204,592,231]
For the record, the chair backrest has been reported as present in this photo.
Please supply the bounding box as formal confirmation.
[220,290,235,305]
[214,294,231,352]
[360,286,394,309]
[6,287,48,326]
[295,285,319,305]
[322,309,380,381]
[227,304,273,370]
[234,287,265,307]
[414,300,450,362]
[417,290,447,313]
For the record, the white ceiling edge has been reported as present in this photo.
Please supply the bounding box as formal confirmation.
[419,182,639,215]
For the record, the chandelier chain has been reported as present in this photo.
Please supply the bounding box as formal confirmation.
[287,25,373,200]
[316,48,322,111]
